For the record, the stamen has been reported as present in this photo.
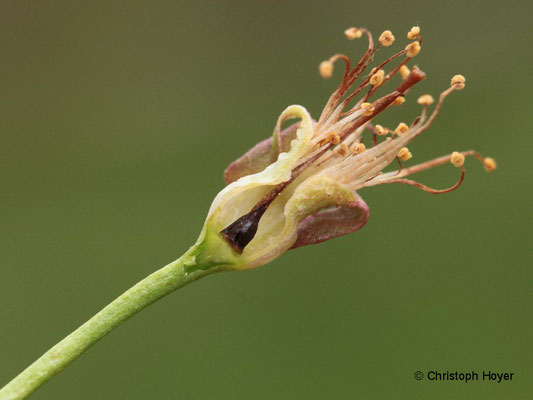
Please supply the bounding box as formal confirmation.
[398,147,413,161]
[379,166,465,194]
[417,94,434,105]
[379,30,395,47]
[375,124,388,135]
[393,96,406,106]
[407,26,421,40]
[361,102,375,116]
[395,122,409,136]
[352,142,366,154]
[370,69,385,86]
[344,27,363,40]
[450,151,465,167]
[319,61,334,79]
[451,74,466,90]
[483,157,497,171]
[400,65,410,80]
[405,41,421,58]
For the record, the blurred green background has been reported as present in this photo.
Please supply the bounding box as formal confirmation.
[1,0,531,399]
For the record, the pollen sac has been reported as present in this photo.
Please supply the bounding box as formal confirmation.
[375,124,387,135]
[395,122,409,136]
[379,30,395,46]
[451,74,466,89]
[344,27,363,40]
[361,102,375,116]
[319,60,334,79]
[370,69,385,86]
[400,65,410,80]
[352,142,366,154]
[405,41,421,57]
[398,147,412,161]
[483,157,497,171]
[450,151,465,167]
[417,94,434,105]
[336,143,349,157]
[407,26,420,40]
[393,96,406,106]
[327,131,341,144]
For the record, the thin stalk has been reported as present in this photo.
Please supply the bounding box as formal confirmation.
[0,245,219,400]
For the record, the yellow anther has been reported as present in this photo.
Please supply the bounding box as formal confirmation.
[483,157,497,172]
[405,41,421,57]
[407,26,420,40]
[393,96,406,106]
[319,60,334,79]
[395,122,409,136]
[451,74,466,90]
[336,143,349,157]
[326,131,340,144]
[375,124,387,135]
[450,151,465,167]
[361,102,375,116]
[417,94,434,105]
[344,27,363,40]
[379,30,395,47]
[369,69,385,86]
[352,142,366,154]
[400,65,410,80]
[398,147,412,161]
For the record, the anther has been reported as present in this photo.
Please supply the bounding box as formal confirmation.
[398,147,413,161]
[451,74,466,90]
[319,60,334,79]
[375,124,387,135]
[361,102,375,116]
[405,41,421,58]
[336,143,349,156]
[407,26,420,40]
[395,122,409,136]
[400,65,410,80]
[483,157,497,172]
[450,151,465,167]
[393,96,406,106]
[352,142,366,154]
[326,131,341,144]
[344,27,363,40]
[379,30,395,47]
[370,69,385,86]
[417,94,434,105]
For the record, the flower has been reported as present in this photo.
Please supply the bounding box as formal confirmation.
[190,26,496,272]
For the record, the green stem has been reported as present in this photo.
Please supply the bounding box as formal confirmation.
[0,245,219,400]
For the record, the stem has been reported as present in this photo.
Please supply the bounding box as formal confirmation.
[0,245,219,400]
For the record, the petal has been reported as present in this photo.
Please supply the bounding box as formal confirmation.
[290,197,369,249]
[224,122,300,184]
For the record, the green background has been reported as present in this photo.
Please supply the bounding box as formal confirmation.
[1,0,531,398]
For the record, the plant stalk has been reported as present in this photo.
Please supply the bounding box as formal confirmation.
[0,246,217,400]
